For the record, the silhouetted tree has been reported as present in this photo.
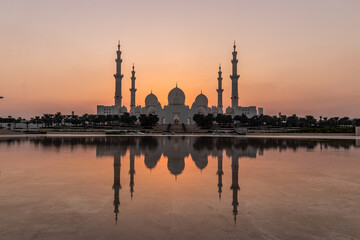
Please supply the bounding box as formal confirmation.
[54,112,63,126]
[120,113,137,126]
[234,114,248,127]
[215,114,233,127]
[139,114,159,128]
[193,114,214,128]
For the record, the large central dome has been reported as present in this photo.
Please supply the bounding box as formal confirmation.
[168,86,185,105]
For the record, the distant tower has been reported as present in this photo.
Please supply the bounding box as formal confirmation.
[217,153,224,200]
[113,153,122,223]
[114,41,124,108]
[230,41,240,109]
[129,148,135,199]
[130,64,137,111]
[217,64,224,111]
[230,156,240,225]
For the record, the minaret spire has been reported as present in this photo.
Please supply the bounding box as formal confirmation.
[130,63,137,112]
[230,41,240,109]
[217,63,224,111]
[114,41,124,109]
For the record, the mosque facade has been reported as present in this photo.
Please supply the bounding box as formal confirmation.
[97,42,263,124]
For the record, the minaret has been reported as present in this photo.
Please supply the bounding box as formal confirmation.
[113,153,122,223]
[217,153,224,200]
[230,41,240,109]
[230,156,240,225]
[217,64,224,111]
[129,148,135,199]
[114,41,124,108]
[130,63,137,111]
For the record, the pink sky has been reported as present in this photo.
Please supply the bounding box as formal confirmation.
[0,0,359,118]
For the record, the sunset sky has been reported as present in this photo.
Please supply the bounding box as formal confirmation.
[0,0,359,118]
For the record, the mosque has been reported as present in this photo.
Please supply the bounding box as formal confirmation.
[97,42,263,124]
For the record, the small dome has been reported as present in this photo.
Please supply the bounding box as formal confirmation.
[148,106,156,115]
[168,87,185,106]
[145,93,159,107]
[140,108,147,114]
[193,93,208,108]
[211,107,219,114]
[120,106,127,113]
[226,106,233,114]
[198,107,205,114]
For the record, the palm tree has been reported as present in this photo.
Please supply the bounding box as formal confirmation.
[54,112,63,126]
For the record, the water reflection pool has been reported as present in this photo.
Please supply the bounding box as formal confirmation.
[0,136,359,240]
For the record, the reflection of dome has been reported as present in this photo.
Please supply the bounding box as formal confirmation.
[168,87,185,105]
[167,157,185,176]
[144,154,160,169]
[193,93,208,107]
[191,152,208,170]
[145,93,159,107]
[226,106,233,114]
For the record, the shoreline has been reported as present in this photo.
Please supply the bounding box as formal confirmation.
[0,132,359,140]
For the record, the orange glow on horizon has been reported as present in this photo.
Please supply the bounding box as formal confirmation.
[0,0,359,118]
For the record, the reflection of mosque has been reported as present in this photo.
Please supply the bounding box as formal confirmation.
[3,136,358,224]
[96,137,262,224]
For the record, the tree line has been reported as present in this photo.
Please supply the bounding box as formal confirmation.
[0,113,159,129]
[192,113,360,130]
[1,112,359,130]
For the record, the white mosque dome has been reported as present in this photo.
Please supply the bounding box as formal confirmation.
[168,86,185,106]
[194,93,208,107]
[145,93,159,107]
[226,106,233,114]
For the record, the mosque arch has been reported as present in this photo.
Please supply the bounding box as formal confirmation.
[173,114,180,124]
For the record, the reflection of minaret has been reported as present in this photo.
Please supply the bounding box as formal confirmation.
[230,156,240,225]
[114,41,124,108]
[129,148,135,199]
[230,41,240,108]
[217,154,224,200]
[217,64,224,111]
[113,153,121,223]
[130,63,137,111]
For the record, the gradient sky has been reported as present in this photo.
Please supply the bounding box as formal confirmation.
[0,0,359,118]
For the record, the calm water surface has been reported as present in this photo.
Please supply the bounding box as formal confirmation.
[0,136,360,240]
